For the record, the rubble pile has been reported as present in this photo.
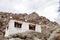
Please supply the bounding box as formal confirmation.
[7,31,43,40]
[0,12,60,40]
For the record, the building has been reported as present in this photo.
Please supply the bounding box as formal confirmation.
[5,19,41,37]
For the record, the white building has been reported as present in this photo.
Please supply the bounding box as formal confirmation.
[5,20,41,37]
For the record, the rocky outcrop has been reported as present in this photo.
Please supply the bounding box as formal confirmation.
[0,12,60,40]
[5,31,43,40]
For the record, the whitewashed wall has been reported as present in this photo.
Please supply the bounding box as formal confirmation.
[5,20,41,37]
[35,24,41,33]
[21,22,29,32]
[5,20,15,37]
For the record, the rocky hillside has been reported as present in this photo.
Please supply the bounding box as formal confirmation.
[0,12,60,40]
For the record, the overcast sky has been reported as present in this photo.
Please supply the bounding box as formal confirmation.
[0,0,59,24]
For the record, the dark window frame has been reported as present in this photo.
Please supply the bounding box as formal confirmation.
[29,24,36,30]
[14,22,22,28]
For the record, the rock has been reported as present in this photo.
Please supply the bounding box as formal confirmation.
[56,34,60,40]
[0,12,59,40]
[7,31,42,40]
[33,37,42,40]
[9,38,23,40]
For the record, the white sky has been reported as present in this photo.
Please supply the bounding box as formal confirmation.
[0,0,59,23]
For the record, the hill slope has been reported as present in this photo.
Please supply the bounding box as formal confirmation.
[0,12,60,40]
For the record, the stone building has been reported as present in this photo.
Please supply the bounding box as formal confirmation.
[5,19,41,37]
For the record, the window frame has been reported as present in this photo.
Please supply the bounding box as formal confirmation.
[29,24,36,30]
[14,22,22,28]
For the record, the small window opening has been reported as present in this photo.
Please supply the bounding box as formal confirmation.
[29,24,36,30]
[14,22,22,28]
[7,27,8,30]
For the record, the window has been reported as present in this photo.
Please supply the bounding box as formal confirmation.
[7,27,8,30]
[14,22,22,28]
[29,24,36,30]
